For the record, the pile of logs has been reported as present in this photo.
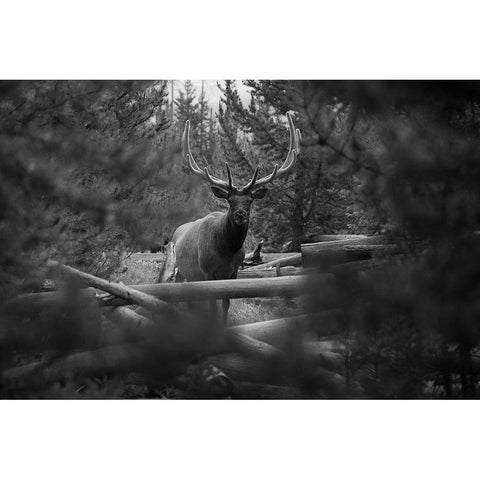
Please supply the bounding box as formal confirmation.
[238,234,400,279]
[1,234,403,399]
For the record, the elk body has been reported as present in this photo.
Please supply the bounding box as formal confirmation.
[172,113,301,324]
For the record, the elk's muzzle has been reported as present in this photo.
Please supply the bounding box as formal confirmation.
[234,210,248,225]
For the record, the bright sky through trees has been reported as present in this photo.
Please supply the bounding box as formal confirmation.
[171,80,250,111]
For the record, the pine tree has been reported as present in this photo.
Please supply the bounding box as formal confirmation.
[0,80,185,297]
[216,81,255,185]
[196,81,210,157]
[205,108,217,160]
[219,80,364,251]
[174,80,200,129]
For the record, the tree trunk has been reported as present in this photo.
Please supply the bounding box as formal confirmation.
[290,205,306,252]
[247,253,302,271]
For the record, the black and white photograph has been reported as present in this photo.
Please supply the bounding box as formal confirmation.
[2,79,479,400]
[1,2,479,478]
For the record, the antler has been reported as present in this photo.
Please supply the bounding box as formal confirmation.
[182,112,300,193]
[245,111,301,190]
[182,120,231,189]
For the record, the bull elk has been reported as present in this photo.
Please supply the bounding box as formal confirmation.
[172,112,301,324]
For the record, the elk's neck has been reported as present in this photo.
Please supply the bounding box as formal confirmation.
[220,210,248,254]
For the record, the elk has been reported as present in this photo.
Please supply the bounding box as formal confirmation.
[172,112,301,324]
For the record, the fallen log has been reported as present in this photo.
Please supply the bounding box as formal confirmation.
[248,253,302,271]
[2,323,347,392]
[261,252,301,262]
[331,256,404,277]
[100,309,346,358]
[229,309,345,345]
[237,266,309,279]
[100,306,345,354]
[309,234,370,243]
[344,244,400,257]
[101,307,156,344]
[212,326,348,385]
[301,235,387,268]
[8,273,336,314]
[209,351,346,392]
[48,261,174,315]
[103,307,347,362]
[208,353,287,384]
[106,306,154,329]
[0,334,284,392]
[1,342,235,398]
[101,274,335,306]
[306,244,400,272]
[2,288,98,315]
[102,311,329,366]
[1,343,149,388]
[227,331,284,360]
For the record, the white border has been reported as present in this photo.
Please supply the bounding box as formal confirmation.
[0,400,478,480]
[1,1,479,478]
[2,0,480,79]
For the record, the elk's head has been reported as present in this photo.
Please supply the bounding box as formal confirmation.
[182,112,301,227]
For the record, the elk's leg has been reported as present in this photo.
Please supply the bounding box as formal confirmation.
[222,298,230,325]
[174,271,194,312]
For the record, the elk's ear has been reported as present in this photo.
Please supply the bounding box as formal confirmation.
[252,188,268,200]
[211,186,229,199]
